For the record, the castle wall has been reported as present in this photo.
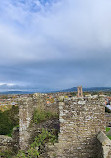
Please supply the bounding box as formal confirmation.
[19,97,35,150]
[56,97,106,158]
[19,94,59,150]
[0,93,108,157]
[19,94,106,157]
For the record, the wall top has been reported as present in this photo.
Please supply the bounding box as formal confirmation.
[58,95,105,105]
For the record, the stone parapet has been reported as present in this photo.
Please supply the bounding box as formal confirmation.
[97,131,111,158]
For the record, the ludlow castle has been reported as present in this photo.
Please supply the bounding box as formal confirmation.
[0,86,111,158]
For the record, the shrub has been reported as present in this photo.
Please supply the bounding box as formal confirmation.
[0,111,13,135]
[70,92,77,96]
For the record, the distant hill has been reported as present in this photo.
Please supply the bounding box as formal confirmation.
[0,91,34,95]
[0,87,111,94]
[58,87,111,92]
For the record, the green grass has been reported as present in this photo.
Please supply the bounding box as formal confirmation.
[106,127,110,132]
[107,135,111,140]
[33,108,58,124]
[0,105,19,135]
[7,125,19,137]
[0,150,14,158]
[106,127,111,140]
[6,129,13,137]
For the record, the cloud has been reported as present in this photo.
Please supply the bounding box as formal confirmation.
[0,0,111,90]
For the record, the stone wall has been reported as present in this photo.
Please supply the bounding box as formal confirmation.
[19,94,59,150]
[0,127,19,153]
[19,97,36,150]
[53,97,106,158]
[97,131,111,158]
[19,94,107,157]
[0,93,108,157]
[0,135,13,152]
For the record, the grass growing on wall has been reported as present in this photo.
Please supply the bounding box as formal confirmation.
[106,127,110,132]
[6,125,19,137]
[106,127,111,140]
[0,150,15,158]
[17,128,57,158]
[107,135,111,140]
[33,108,58,124]
[0,105,19,135]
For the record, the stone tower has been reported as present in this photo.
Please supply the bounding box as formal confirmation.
[77,86,83,97]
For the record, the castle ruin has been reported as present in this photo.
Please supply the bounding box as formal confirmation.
[0,91,111,157]
[77,86,83,98]
[18,93,111,158]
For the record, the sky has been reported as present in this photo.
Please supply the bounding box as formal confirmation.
[0,0,111,91]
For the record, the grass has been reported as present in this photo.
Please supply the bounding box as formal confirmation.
[106,127,111,140]
[6,129,13,137]
[6,125,19,137]
[33,108,58,124]
[0,105,19,135]
[106,127,110,132]
[107,135,111,140]
[0,150,14,158]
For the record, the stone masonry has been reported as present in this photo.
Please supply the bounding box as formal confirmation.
[18,93,108,157]
[0,135,13,152]
[97,131,111,158]
[19,97,35,150]
[77,86,83,97]
[0,92,109,157]
[19,93,59,150]
[0,127,19,154]
[54,96,106,158]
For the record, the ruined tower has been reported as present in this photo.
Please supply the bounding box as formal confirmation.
[77,86,83,97]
